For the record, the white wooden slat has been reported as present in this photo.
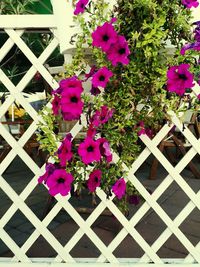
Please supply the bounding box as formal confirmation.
[5,29,59,90]
[53,196,119,263]
[0,178,74,262]
[96,190,163,264]
[0,229,30,262]
[0,30,24,62]
[0,15,56,28]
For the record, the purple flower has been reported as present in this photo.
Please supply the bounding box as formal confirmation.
[92,66,113,88]
[91,105,114,127]
[87,124,97,138]
[128,194,140,205]
[87,169,102,192]
[46,169,74,196]
[98,137,112,162]
[57,134,73,167]
[180,42,200,55]
[38,163,57,184]
[74,0,89,15]
[112,178,126,199]
[90,86,101,96]
[137,121,146,136]
[92,22,118,52]
[167,64,194,95]
[197,94,200,100]
[194,21,200,41]
[78,137,101,164]
[60,87,84,120]
[181,0,199,8]
[52,94,60,116]
[107,35,130,66]
[60,76,83,91]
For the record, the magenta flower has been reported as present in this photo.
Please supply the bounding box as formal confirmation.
[181,0,199,8]
[112,178,126,199]
[87,169,102,192]
[137,121,146,136]
[74,0,89,15]
[46,169,74,196]
[85,66,97,81]
[98,138,112,162]
[60,76,83,92]
[167,64,194,95]
[78,137,101,164]
[87,124,97,138]
[57,134,73,167]
[107,35,130,66]
[52,94,60,116]
[197,94,200,100]
[38,163,56,184]
[92,22,118,52]
[91,105,114,127]
[60,87,84,120]
[180,42,200,55]
[92,66,113,88]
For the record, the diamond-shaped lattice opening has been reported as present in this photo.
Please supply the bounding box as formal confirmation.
[92,209,123,246]
[4,210,35,248]
[135,153,168,183]
[27,235,58,258]
[70,234,101,258]
[113,233,145,258]
[157,234,189,258]
[23,134,46,167]
[179,208,200,247]
[0,136,11,163]
[2,155,35,194]
[46,209,79,246]
[0,188,13,219]
[180,156,200,182]
[158,182,190,220]
[25,184,49,220]
[0,239,14,257]
[135,208,166,246]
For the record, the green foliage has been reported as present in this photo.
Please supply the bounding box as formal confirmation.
[0,0,39,14]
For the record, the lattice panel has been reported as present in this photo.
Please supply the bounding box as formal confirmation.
[1,8,200,267]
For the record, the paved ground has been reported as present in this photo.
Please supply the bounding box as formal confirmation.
[0,153,200,259]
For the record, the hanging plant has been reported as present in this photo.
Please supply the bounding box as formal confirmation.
[37,0,200,214]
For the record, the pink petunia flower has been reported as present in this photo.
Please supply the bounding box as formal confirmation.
[98,137,112,162]
[87,124,97,138]
[60,76,83,92]
[38,163,57,184]
[85,65,97,80]
[91,105,114,127]
[87,169,102,192]
[92,22,118,52]
[52,94,60,116]
[60,87,84,120]
[92,66,113,88]
[78,137,101,164]
[46,169,74,196]
[107,35,130,66]
[57,134,73,167]
[181,0,199,8]
[193,21,200,42]
[74,0,89,15]
[112,178,126,199]
[167,64,194,95]
[197,94,200,100]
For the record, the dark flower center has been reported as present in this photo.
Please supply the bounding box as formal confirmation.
[87,145,94,152]
[99,75,105,81]
[57,178,65,184]
[118,48,126,55]
[80,3,85,8]
[102,34,109,41]
[94,176,99,183]
[71,96,78,103]
[179,74,187,80]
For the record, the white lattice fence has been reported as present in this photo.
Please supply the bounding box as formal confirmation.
[0,0,200,266]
